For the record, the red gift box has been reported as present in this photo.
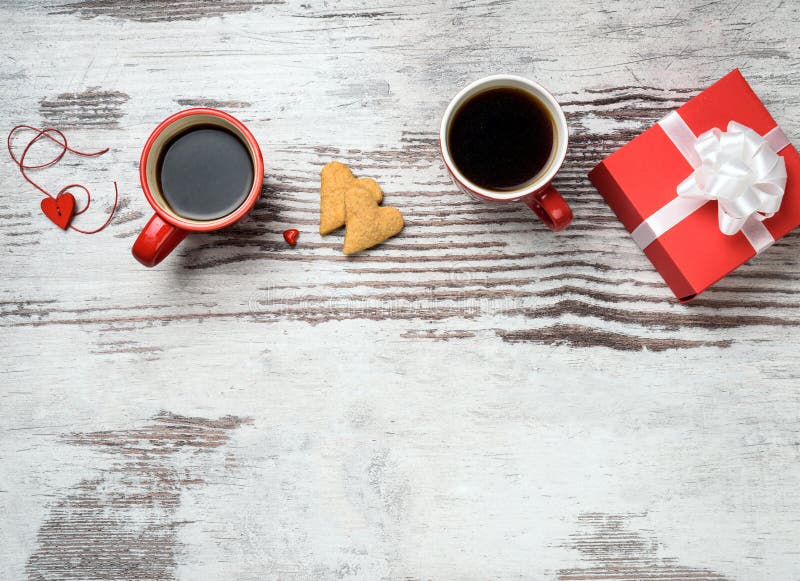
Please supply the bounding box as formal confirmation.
[589,69,800,301]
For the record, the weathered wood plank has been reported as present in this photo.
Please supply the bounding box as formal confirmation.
[2,1,800,580]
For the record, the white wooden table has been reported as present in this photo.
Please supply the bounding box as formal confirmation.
[2,1,800,580]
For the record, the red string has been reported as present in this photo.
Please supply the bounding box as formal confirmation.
[7,125,118,234]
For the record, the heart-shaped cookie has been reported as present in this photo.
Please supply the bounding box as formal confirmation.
[41,192,76,230]
[343,185,404,254]
[320,161,382,235]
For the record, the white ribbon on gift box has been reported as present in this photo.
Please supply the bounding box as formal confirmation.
[630,110,790,253]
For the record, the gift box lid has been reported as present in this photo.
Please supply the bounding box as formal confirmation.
[589,69,800,301]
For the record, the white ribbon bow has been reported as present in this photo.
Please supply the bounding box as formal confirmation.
[630,112,791,253]
[676,121,787,236]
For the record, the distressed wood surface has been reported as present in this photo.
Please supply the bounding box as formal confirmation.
[2,1,800,580]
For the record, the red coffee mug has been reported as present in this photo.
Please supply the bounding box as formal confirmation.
[132,108,264,267]
[440,75,572,231]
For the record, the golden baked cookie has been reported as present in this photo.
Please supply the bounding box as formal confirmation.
[319,161,382,235]
[342,185,404,254]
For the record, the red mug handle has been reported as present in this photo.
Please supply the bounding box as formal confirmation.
[132,214,190,267]
[523,184,573,232]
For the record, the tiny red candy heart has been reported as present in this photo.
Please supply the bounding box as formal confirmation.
[41,193,76,230]
[283,228,299,246]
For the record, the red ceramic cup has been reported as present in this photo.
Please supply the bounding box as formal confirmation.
[132,108,264,267]
[440,75,573,231]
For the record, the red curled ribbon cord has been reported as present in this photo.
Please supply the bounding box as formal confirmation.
[7,125,118,234]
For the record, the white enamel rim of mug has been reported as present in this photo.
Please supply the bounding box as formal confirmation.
[439,74,569,201]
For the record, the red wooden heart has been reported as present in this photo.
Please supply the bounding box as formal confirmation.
[283,228,299,246]
[41,193,76,230]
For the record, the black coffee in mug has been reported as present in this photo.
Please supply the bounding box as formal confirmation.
[157,125,254,221]
[448,87,554,191]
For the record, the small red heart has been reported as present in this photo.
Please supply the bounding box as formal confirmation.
[41,193,76,230]
[283,228,299,246]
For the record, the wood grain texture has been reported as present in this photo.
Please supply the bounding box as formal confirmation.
[26,413,251,580]
[1,1,800,580]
